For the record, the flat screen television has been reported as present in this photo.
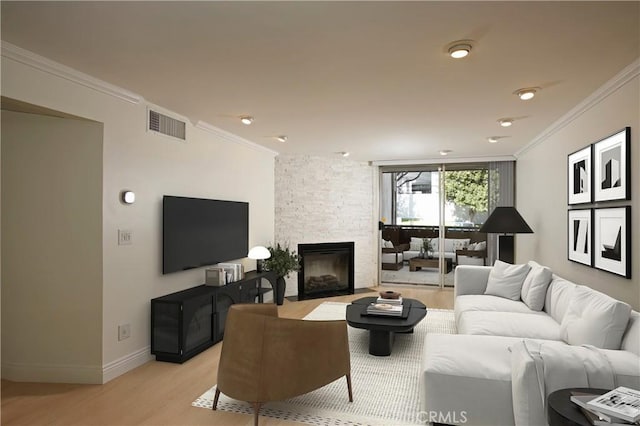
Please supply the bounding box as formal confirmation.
[163,196,249,274]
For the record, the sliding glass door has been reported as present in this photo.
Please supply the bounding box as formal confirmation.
[380,163,490,288]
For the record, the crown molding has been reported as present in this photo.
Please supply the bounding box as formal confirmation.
[371,155,516,167]
[195,121,279,156]
[516,58,640,158]
[1,41,142,104]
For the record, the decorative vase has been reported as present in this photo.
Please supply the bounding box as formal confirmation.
[275,277,286,305]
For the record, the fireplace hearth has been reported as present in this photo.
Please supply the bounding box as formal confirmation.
[298,242,355,300]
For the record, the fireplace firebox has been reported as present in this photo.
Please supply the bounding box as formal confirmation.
[298,242,355,300]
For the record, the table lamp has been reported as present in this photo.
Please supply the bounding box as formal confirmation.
[248,246,271,272]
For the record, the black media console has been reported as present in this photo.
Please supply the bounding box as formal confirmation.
[151,270,277,363]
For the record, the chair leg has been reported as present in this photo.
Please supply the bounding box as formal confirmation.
[252,402,262,426]
[212,388,220,410]
[346,374,353,402]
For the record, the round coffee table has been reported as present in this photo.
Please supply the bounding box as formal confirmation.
[346,297,427,356]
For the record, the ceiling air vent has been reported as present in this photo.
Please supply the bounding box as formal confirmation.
[148,109,186,141]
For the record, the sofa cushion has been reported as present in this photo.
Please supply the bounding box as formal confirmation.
[382,239,394,248]
[381,252,402,264]
[420,334,517,426]
[621,311,640,357]
[560,285,632,349]
[600,348,640,389]
[520,261,552,311]
[409,237,423,251]
[544,277,577,323]
[444,238,470,252]
[455,294,536,324]
[484,260,531,300]
[458,311,562,341]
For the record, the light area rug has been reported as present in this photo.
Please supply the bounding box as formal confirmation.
[381,264,454,286]
[193,301,456,426]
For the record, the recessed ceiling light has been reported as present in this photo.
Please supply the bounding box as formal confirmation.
[447,40,474,59]
[341,151,350,157]
[488,137,499,143]
[276,135,288,143]
[440,150,452,156]
[240,116,254,125]
[498,118,514,127]
[514,87,540,101]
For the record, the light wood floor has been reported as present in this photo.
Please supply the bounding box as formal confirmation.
[1,284,453,426]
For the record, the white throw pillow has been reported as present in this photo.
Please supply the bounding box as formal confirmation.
[382,239,394,248]
[444,238,470,252]
[484,260,531,300]
[468,242,477,250]
[476,241,486,250]
[560,285,632,349]
[409,237,422,251]
[520,262,552,311]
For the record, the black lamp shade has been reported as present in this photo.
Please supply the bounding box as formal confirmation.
[479,207,533,234]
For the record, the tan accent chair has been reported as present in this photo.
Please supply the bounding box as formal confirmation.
[213,303,353,425]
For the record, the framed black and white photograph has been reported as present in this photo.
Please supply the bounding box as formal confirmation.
[568,209,592,266]
[593,207,631,278]
[568,146,592,204]
[593,127,631,202]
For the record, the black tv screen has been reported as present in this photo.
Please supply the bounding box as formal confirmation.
[163,196,249,274]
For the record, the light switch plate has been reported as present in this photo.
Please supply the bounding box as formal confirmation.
[118,229,133,245]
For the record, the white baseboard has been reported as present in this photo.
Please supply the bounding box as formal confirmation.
[2,347,154,384]
[102,346,153,384]
[2,361,103,384]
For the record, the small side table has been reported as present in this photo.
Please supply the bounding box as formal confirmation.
[547,388,609,426]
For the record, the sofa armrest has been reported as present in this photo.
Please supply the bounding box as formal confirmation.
[382,247,402,254]
[455,249,487,263]
[454,265,492,297]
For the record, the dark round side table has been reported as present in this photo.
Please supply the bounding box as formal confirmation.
[547,388,609,426]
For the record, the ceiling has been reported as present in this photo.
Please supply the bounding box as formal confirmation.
[2,1,639,162]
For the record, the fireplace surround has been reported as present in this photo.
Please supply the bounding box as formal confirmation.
[298,242,355,300]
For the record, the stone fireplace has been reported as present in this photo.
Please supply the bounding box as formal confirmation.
[298,242,355,300]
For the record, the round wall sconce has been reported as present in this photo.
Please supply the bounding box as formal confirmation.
[121,190,136,204]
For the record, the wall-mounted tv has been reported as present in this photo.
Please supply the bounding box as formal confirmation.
[163,196,249,274]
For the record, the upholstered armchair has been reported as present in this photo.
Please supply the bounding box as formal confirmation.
[382,243,408,270]
[213,303,353,425]
[455,248,487,266]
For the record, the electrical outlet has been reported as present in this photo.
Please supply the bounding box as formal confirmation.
[118,229,133,245]
[118,324,131,341]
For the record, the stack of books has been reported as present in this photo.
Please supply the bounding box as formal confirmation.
[376,296,403,305]
[571,387,640,426]
[367,298,403,317]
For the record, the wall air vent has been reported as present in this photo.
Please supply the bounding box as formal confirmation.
[148,109,186,141]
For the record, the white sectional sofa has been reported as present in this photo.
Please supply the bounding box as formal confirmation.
[403,237,472,262]
[419,261,640,426]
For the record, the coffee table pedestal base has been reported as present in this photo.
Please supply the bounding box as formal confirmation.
[368,328,415,356]
[369,330,394,356]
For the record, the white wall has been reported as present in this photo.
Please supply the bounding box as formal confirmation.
[275,155,377,295]
[1,49,275,382]
[517,61,639,309]
[2,111,104,382]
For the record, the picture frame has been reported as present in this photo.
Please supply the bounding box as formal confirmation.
[567,146,592,204]
[593,206,631,278]
[593,127,631,202]
[568,209,592,266]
